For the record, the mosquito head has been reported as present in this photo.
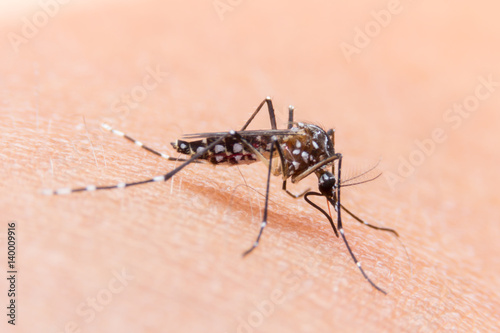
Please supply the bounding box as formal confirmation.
[318,170,336,197]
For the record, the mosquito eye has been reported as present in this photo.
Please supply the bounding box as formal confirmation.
[318,172,335,196]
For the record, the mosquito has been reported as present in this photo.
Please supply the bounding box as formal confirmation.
[43,97,399,294]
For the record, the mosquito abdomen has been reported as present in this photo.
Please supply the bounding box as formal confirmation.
[171,138,259,165]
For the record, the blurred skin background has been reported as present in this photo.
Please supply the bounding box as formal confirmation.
[1,1,499,332]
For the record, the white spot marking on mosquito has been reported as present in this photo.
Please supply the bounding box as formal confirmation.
[202,138,207,144]
[101,123,112,131]
[180,143,188,150]
[295,141,301,148]
[216,155,224,162]
[293,149,300,155]
[153,175,165,182]
[215,144,225,154]
[161,153,170,159]
[312,141,319,149]
[298,122,304,127]
[357,262,362,267]
[134,141,143,147]
[261,221,267,228]
[197,146,205,154]
[235,155,242,162]
[117,182,126,188]
[340,228,344,235]
[293,161,300,169]
[233,143,243,153]
[56,188,72,195]
[251,154,257,160]
[86,185,96,192]
[301,151,309,162]
[112,129,124,137]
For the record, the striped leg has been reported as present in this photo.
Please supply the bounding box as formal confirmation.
[329,154,388,294]
[340,204,399,237]
[42,130,240,195]
[240,97,278,131]
[287,105,294,129]
[242,97,295,130]
[101,123,194,162]
[242,138,276,256]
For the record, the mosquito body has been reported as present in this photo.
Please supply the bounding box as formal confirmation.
[44,97,399,294]
[173,122,334,182]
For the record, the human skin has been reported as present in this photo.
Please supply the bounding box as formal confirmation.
[1,1,500,332]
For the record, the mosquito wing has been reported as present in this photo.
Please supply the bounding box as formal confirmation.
[182,129,299,139]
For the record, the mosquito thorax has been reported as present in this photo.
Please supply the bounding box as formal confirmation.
[317,171,336,196]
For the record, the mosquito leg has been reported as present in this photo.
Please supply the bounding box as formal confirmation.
[331,153,388,294]
[304,191,338,237]
[341,202,411,282]
[101,123,195,163]
[240,97,277,131]
[287,105,294,129]
[42,130,239,195]
[242,139,275,257]
[282,180,309,199]
[341,204,399,237]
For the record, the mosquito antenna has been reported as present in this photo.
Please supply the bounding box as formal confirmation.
[340,172,382,188]
[340,160,381,184]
